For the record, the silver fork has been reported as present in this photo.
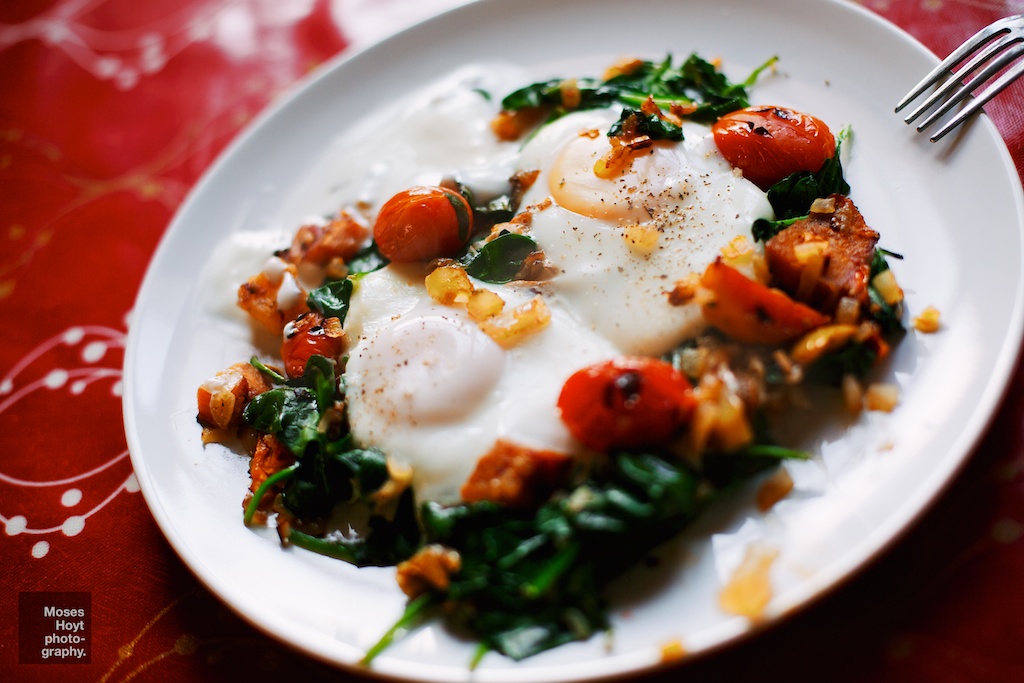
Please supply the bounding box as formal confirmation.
[896,15,1024,142]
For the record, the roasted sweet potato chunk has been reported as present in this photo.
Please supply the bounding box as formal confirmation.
[765,194,879,314]
[699,258,829,345]
[287,212,369,267]
[197,362,274,431]
[237,270,309,334]
[395,544,461,598]
[460,440,572,507]
[249,433,295,495]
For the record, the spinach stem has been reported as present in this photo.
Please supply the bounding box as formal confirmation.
[468,642,489,670]
[285,528,357,563]
[619,92,694,109]
[743,444,811,460]
[243,464,298,525]
[359,593,436,667]
[249,355,286,383]
[523,542,580,598]
[743,55,780,88]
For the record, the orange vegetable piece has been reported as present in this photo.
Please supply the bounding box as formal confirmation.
[237,270,309,335]
[287,212,370,267]
[700,258,829,345]
[460,439,573,507]
[764,194,879,313]
[249,433,295,498]
[197,362,274,431]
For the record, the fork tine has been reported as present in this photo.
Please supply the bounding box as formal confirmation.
[902,32,1018,124]
[928,57,1024,141]
[914,42,1024,132]
[895,15,1020,112]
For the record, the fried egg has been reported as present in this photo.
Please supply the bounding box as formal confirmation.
[344,265,616,503]
[519,108,773,355]
[342,81,773,504]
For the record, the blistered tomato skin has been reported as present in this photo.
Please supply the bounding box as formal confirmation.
[373,186,473,262]
[557,357,696,452]
[281,312,345,378]
[712,106,836,190]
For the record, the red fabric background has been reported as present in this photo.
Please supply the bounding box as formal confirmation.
[2,1,1023,681]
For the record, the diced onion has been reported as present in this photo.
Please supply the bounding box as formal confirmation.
[912,305,941,333]
[756,468,794,512]
[477,297,550,348]
[841,373,863,415]
[871,269,904,306]
[623,224,660,254]
[864,383,899,412]
[835,296,860,325]
[467,289,505,321]
[790,324,858,366]
[425,264,473,306]
[809,196,836,214]
[559,78,581,109]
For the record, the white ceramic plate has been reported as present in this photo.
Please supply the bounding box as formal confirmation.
[123,0,1024,680]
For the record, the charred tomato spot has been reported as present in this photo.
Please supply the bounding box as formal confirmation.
[754,305,774,325]
[614,370,644,408]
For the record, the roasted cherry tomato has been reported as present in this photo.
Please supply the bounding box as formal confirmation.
[373,186,473,262]
[712,106,836,190]
[557,357,696,452]
[280,311,345,378]
[699,258,829,345]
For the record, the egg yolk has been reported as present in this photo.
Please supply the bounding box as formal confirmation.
[548,131,680,223]
[350,313,504,425]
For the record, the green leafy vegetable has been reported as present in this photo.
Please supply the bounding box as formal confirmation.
[400,447,801,661]
[292,354,337,411]
[804,342,879,385]
[243,385,321,456]
[701,414,810,487]
[347,242,389,274]
[448,180,516,231]
[462,232,538,283]
[867,248,907,334]
[241,355,419,565]
[307,278,354,323]
[360,594,438,667]
[282,445,390,517]
[285,488,419,566]
[500,53,777,128]
[751,215,803,243]
[607,108,683,141]
[478,195,515,223]
[766,128,851,220]
[243,355,341,455]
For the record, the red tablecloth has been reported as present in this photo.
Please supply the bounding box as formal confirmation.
[3,1,1024,680]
